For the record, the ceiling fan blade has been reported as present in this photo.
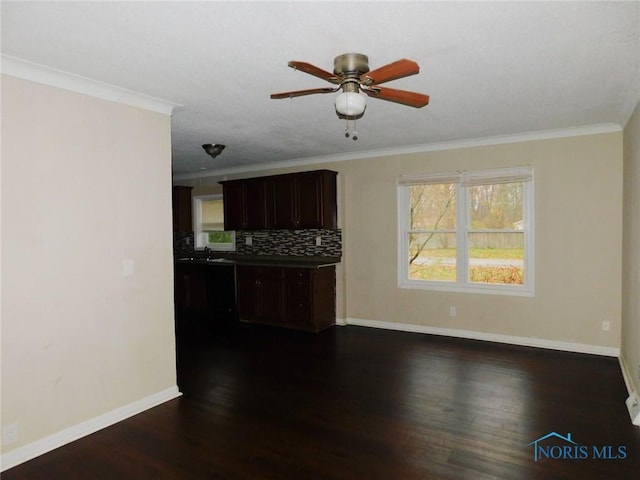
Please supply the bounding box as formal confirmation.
[363,86,430,108]
[360,59,420,86]
[270,87,338,99]
[288,61,342,84]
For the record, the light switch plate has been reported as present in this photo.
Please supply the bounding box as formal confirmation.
[123,258,135,276]
[2,423,18,446]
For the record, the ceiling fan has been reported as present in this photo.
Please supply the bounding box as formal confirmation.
[270,53,429,139]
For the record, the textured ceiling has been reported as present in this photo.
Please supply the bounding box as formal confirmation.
[2,1,639,179]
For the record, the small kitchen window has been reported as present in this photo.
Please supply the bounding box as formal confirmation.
[193,194,235,251]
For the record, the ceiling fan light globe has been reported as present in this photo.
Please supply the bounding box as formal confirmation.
[334,92,366,116]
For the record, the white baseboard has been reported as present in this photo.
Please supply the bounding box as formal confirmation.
[619,354,635,395]
[1,386,182,472]
[619,355,640,426]
[625,393,640,426]
[345,317,620,357]
[335,317,348,326]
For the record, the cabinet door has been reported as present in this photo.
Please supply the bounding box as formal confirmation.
[174,263,208,315]
[311,266,336,331]
[272,175,296,228]
[205,265,237,321]
[236,266,284,325]
[236,266,260,320]
[222,181,247,230]
[172,186,193,232]
[257,268,285,324]
[294,173,323,228]
[244,178,269,229]
[319,170,338,229]
[302,170,337,229]
[284,268,312,327]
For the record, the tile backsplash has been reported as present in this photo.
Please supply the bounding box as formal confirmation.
[235,229,342,257]
[174,229,342,258]
[174,231,195,257]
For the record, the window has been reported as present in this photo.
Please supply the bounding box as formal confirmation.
[398,166,534,296]
[193,194,235,251]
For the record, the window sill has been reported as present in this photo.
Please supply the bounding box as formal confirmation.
[195,245,236,252]
[399,279,534,297]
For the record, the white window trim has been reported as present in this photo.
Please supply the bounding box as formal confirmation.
[397,167,534,297]
[193,194,235,252]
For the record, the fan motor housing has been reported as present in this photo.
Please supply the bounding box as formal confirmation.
[333,53,370,76]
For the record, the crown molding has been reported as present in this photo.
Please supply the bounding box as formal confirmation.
[1,55,181,115]
[173,122,622,181]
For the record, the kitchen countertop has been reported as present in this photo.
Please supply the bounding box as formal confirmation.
[175,254,340,269]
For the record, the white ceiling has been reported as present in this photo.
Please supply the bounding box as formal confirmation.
[2,1,639,179]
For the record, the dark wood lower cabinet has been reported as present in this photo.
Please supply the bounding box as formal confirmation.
[235,266,285,326]
[236,265,336,332]
[174,262,237,324]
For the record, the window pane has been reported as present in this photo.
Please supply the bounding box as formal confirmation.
[409,233,456,281]
[410,184,456,230]
[194,195,235,251]
[468,232,524,285]
[207,231,233,244]
[469,182,523,229]
[201,199,225,230]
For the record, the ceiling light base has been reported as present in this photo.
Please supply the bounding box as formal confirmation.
[333,53,369,76]
[202,143,226,159]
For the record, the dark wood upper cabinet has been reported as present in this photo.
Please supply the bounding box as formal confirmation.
[295,171,328,228]
[222,181,247,230]
[270,175,296,229]
[221,178,272,230]
[172,186,193,232]
[245,178,271,229]
[221,170,337,231]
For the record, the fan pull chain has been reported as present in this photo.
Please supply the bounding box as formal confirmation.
[344,119,358,141]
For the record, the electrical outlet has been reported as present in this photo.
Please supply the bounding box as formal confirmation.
[449,306,457,317]
[2,423,18,446]
[315,236,322,246]
[245,236,252,246]
[601,320,610,332]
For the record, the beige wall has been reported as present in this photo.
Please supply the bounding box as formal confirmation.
[1,76,177,454]
[343,134,622,348]
[187,131,623,350]
[622,101,640,396]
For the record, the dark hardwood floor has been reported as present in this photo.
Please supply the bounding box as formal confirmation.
[4,321,640,479]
